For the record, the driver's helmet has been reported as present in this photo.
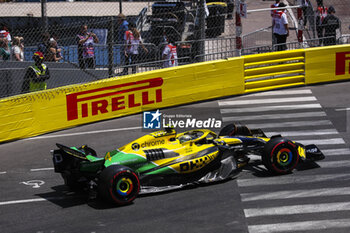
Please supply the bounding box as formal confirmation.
[178,134,192,143]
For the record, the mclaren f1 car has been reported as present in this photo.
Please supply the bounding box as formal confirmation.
[51,124,324,205]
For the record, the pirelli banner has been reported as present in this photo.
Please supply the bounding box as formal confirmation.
[305,44,350,84]
[0,57,244,142]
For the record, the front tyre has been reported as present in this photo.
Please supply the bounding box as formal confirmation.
[262,137,300,175]
[98,165,140,205]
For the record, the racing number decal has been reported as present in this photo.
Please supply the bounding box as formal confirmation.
[105,152,112,161]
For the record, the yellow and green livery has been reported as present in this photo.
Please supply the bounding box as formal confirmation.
[51,124,324,205]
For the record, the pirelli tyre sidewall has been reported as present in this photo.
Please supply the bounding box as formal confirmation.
[98,165,140,205]
[263,137,300,175]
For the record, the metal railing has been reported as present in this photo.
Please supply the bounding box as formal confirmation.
[242,45,272,55]
[242,26,273,49]
[113,56,192,75]
[194,50,236,62]
[271,36,337,51]
[338,35,350,45]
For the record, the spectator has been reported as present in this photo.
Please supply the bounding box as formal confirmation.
[272,2,289,51]
[270,0,280,18]
[11,36,24,61]
[162,36,178,68]
[271,0,280,45]
[316,0,328,45]
[0,24,12,48]
[117,13,129,43]
[45,38,63,62]
[122,22,148,75]
[77,24,99,69]
[38,32,51,59]
[21,52,50,93]
[322,6,340,46]
[117,13,129,72]
[226,0,234,19]
[0,38,10,61]
[51,33,62,58]
[302,0,313,28]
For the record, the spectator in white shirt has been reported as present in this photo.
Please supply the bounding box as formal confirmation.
[272,3,289,51]
[162,36,178,68]
[11,36,24,61]
[122,22,148,74]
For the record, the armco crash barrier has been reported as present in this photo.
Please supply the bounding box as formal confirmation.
[0,44,349,143]
[305,45,350,84]
[0,57,244,142]
[243,44,350,92]
[244,49,306,93]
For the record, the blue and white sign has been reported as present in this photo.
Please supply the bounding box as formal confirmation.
[143,110,162,129]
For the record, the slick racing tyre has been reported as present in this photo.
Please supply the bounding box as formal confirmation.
[98,165,140,205]
[262,137,300,175]
[219,124,252,137]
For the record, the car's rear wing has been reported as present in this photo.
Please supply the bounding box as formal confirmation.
[56,143,88,160]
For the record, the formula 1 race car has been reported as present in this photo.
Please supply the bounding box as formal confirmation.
[51,124,324,205]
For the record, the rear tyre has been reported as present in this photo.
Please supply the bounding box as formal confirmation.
[98,165,140,205]
[262,137,300,175]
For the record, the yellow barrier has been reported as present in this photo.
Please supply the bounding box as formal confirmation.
[244,50,305,93]
[0,57,244,142]
[1,45,350,143]
[305,44,350,84]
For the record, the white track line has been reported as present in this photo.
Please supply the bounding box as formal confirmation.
[245,159,350,172]
[241,187,350,202]
[336,108,350,111]
[0,171,7,175]
[244,201,350,217]
[219,97,317,106]
[244,138,344,147]
[265,129,339,137]
[296,138,345,145]
[318,160,350,168]
[237,173,350,187]
[222,111,326,122]
[0,197,71,206]
[247,89,312,96]
[321,148,350,155]
[246,120,332,129]
[25,126,142,140]
[220,104,322,114]
[248,219,350,233]
[30,168,54,172]
[0,198,47,206]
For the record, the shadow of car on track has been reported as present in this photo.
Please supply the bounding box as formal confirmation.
[36,177,239,209]
[37,160,321,209]
[36,185,132,209]
[88,177,239,209]
[36,185,90,208]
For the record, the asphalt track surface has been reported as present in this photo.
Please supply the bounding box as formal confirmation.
[1,81,350,233]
